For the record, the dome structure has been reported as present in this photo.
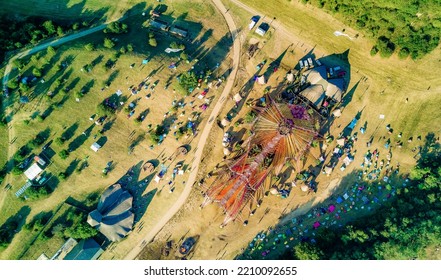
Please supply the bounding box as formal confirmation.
[87,184,134,242]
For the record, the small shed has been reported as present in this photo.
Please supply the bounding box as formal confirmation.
[24,163,43,180]
[90,142,101,152]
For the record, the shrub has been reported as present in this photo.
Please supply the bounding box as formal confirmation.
[127,43,134,52]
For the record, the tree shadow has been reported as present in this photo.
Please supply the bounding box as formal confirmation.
[0,206,31,247]
[65,159,80,177]
[68,124,94,152]
[61,122,79,142]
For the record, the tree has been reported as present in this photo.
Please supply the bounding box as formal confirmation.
[59,149,69,159]
[119,46,127,54]
[64,222,98,239]
[56,26,64,36]
[180,52,188,61]
[47,46,56,56]
[398,48,410,59]
[84,43,95,51]
[42,20,56,35]
[103,38,115,49]
[72,22,80,30]
[149,37,158,47]
[293,242,325,260]
[127,43,134,52]
[179,71,198,94]
[244,110,257,123]
[32,68,42,77]
[55,137,65,145]
[19,83,30,92]
[7,79,18,89]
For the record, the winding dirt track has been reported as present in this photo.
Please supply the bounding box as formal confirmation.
[124,0,242,260]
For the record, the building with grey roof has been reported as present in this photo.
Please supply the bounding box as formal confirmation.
[87,184,134,242]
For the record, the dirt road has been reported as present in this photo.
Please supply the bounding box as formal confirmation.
[123,0,242,260]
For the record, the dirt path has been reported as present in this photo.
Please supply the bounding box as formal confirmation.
[123,0,242,260]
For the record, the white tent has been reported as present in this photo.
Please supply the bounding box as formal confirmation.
[221,118,230,127]
[333,109,342,117]
[24,163,43,180]
[223,147,231,156]
[336,138,345,146]
[233,93,243,102]
[90,142,101,152]
[324,166,333,176]
[270,187,278,195]
[256,75,266,84]
[300,185,309,192]
[286,72,294,83]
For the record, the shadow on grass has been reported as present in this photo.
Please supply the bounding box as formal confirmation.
[0,206,31,248]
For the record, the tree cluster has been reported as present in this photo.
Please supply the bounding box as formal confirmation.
[104,22,128,34]
[302,0,440,59]
[286,133,441,260]
[0,17,72,62]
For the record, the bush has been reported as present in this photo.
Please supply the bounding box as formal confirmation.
[370,46,378,56]
[119,46,127,54]
[58,172,66,180]
[127,43,134,52]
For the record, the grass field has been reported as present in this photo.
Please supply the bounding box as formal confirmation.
[0,0,230,259]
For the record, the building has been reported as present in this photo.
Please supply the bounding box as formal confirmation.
[169,26,188,38]
[63,239,104,260]
[24,163,43,180]
[301,65,346,106]
[149,19,168,31]
[255,22,269,36]
[87,184,134,242]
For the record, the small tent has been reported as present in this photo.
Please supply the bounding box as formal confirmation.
[221,118,230,127]
[324,166,333,176]
[90,142,101,152]
[233,93,243,102]
[256,75,266,85]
